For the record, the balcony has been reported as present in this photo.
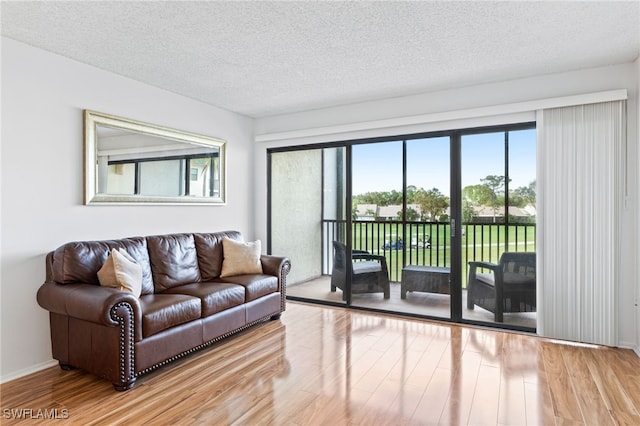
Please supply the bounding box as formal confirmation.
[287,219,536,329]
[323,219,535,283]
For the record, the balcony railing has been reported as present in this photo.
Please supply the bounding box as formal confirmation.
[322,219,536,285]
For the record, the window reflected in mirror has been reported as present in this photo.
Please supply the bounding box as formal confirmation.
[85,110,226,205]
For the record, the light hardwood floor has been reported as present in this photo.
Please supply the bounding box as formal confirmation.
[1,301,639,425]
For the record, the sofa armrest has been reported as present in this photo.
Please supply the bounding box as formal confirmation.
[37,281,143,341]
[260,255,290,278]
[260,255,290,314]
[261,255,291,290]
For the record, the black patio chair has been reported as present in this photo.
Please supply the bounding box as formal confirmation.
[330,241,390,300]
[467,252,536,322]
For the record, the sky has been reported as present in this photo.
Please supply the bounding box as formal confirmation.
[352,128,536,197]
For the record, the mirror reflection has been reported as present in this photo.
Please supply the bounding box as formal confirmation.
[85,111,226,205]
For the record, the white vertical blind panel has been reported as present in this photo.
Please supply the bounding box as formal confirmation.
[538,101,624,346]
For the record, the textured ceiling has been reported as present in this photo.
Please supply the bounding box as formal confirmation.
[2,1,639,118]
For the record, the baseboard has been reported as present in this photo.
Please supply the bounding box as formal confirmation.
[618,340,640,357]
[618,339,635,349]
[0,359,58,384]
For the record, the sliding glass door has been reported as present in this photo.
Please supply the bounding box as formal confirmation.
[349,141,404,309]
[347,137,452,320]
[461,129,537,328]
[269,123,536,331]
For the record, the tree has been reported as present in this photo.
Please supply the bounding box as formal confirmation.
[414,188,449,221]
[512,180,536,206]
[462,200,475,222]
[480,175,509,196]
[507,193,526,208]
[353,190,403,206]
[400,206,420,221]
[406,185,418,204]
[480,175,511,221]
[462,184,495,207]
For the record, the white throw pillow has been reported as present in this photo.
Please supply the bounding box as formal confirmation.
[220,237,263,278]
[97,248,143,297]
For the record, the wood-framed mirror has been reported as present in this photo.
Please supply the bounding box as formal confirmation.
[84,110,226,205]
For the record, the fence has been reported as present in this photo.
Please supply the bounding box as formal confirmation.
[322,219,536,285]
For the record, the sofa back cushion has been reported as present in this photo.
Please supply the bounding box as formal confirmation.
[147,233,201,292]
[51,237,154,293]
[194,231,242,281]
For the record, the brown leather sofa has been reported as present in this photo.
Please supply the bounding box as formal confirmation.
[36,231,290,391]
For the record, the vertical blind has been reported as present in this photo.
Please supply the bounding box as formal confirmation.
[537,100,626,346]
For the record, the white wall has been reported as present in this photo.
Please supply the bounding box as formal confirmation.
[0,38,255,381]
[254,61,639,350]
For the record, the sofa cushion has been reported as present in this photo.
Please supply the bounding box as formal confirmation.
[139,294,202,338]
[194,231,242,281]
[97,248,143,297]
[51,237,154,295]
[162,282,245,317]
[220,237,263,278]
[217,275,278,302]
[147,234,201,292]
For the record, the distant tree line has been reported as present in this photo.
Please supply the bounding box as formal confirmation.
[353,176,536,222]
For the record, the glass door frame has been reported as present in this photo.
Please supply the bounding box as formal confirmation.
[267,121,536,333]
[450,133,463,323]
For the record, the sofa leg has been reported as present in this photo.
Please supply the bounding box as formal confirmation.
[270,313,281,321]
[113,379,136,391]
[59,362,74,371]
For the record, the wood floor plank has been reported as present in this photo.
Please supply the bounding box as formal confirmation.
[411,366,454,424]
[467,363,501,426]
[623,374,640,415]
[541,341,584,423]
[560,345,614,425]
[438,350,482,425]
[405,332,448,388]
[587,347,640,423]
[497,375,527,425]
[591,347,640,416]
[524,341,555,425]
[1,302,638,425]
[524,381,553,426]
[385,382,425,423]
[497,332,531,425]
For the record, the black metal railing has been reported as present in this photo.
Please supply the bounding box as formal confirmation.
[323,219,536,285]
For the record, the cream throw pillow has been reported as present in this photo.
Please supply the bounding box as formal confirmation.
[220,237,263,278]
[97,248,143,297]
